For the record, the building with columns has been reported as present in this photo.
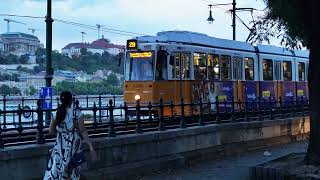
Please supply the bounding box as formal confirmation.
[0,32,43,63]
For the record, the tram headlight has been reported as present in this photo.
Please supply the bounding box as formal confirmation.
[134,94,141,101]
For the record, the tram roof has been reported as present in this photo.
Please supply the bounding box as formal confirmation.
[136,31,256,52]
[293,49,309,58]
[255,44,294,56]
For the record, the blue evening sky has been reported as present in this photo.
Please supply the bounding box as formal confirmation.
[0,0,268,51]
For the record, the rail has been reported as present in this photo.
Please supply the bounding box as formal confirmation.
[0,95,309,148]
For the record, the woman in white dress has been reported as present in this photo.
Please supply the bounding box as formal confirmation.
[44,91,95,180]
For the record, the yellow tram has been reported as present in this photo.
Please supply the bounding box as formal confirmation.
[123,31,309,116]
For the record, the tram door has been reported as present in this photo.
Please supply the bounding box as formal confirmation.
[171,53,192,115]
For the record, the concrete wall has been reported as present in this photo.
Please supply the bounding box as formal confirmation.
[0,117,309,180]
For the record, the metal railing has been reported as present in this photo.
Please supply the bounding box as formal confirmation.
[0,95,309,148]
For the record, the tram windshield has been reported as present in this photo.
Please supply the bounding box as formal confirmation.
[125,51,154,81]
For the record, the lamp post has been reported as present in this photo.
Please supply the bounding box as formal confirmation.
[45,0,53,88]
[207,0,254,41]
[45,0,54,125]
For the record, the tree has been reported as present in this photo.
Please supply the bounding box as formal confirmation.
[106,73,120,86]
[80,48,88,56]
[29,86,37,95]
[251,0,319,164]
[19,54,29,64]
[0,85,11,95]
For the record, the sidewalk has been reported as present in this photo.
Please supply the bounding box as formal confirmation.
[140,141,308,180]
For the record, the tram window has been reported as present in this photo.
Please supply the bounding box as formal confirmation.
[181,53,191,79]
[274,61,282,81]
[283,61,292,81]
[173,53,190,80]
[208,54,220,80]
[298,62,306,81]
[221,55,231,80]
[156,50,168,80]
[194,53,207,80]
[244,57,254,80]
[126,52,154,81]
[263,59,273,80]
[174,53,181,79]
[233,56,243,80]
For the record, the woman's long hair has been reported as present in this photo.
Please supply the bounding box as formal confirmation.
[56,91,73,125]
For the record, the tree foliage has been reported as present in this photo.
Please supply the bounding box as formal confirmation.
[36,48,124,75]
[251,0,320,165]
[0,85,21,95]
[249,0,313,49]
[54,80,122,95]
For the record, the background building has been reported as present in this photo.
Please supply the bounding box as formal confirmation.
[62,37,124,57]
[0,32,43,63]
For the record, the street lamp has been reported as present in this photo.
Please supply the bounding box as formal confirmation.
[207,5,214,24]
[206,0,255,41]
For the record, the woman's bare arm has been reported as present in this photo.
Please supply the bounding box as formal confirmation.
[77,116,94,151]
[49,118,57,135]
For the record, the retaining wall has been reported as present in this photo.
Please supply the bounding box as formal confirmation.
[0,117,310,180]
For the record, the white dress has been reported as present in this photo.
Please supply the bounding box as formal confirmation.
[44,108,82,180]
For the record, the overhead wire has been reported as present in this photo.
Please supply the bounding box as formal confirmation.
[0,13,151,37]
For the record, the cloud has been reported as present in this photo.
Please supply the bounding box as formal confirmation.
[0,0,268,50]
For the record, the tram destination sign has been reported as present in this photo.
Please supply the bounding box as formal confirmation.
[127,39,138,50]
[130,52,152,58]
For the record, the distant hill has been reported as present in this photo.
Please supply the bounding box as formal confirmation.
[35,48,124,75]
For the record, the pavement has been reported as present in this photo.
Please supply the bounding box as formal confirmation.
[139,141,308,180]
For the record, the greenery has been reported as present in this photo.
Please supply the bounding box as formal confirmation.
[29,86,37,96]
[251,0,319,165]
[0,54,30,64]
[54,78,122,95]
[0,85,21,95]
[35,48,124,75]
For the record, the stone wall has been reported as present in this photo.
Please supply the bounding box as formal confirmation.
[0,117,309,180]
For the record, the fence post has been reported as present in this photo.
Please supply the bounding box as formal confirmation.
[158,98,165,131]
[301,96,305,117]
[17,104,23,135]
[179,97,186,128]
[86,95,89,108]
[3,95,6,129]
[0,110,3,148]
[198,97,205,126]
[170,100,175,122]
[279,97,283,119]
[36,100,45,144]
[21,97,25,107]
[245,98,249,122]
[148,101,153,122]
[215,96,220,124]
[208,100,212,120]
[93,102,97,130]
[258,98,262,121]
[98,95,102,122]
[135,99,143,133]
[113,95,116,106]
[269,96,273,120]
[108,99,116,137]
[231,98,235,122]
[291,96,295,117]
[123,102,129,126]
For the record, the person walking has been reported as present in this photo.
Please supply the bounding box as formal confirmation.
[44,91,96,180]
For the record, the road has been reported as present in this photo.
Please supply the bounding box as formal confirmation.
[140,141,308,180]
